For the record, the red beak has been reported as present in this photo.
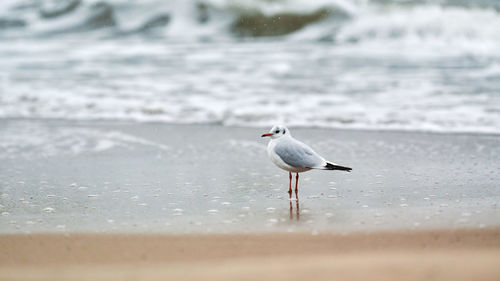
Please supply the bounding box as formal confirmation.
[261,133,273,137]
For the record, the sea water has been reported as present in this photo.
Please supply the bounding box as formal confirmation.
[1,0,499,133]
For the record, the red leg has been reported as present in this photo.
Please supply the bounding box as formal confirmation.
[288,172,292,198]
[295,173,299,200]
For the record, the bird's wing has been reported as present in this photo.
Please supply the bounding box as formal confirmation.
[274,138,324,168]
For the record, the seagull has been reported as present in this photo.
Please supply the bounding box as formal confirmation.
[261,125,352,199]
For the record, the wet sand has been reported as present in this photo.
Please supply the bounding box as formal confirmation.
[1,228,500,281]
[1,119,499,234]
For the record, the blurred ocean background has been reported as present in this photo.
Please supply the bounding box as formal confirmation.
[1,0,500,133]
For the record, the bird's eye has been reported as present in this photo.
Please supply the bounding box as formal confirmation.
[275,130,280,134]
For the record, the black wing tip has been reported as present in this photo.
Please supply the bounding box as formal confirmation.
[325,162,352,172]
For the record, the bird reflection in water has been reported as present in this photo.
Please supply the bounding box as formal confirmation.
[289,199,300,221]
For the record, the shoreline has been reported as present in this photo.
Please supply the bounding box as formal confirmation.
[1,228,500,281]
[2,117,500,137]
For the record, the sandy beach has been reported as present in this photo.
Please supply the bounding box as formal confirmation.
[1,120,499,280]
[2,1,500,279]
[1,228,500,281]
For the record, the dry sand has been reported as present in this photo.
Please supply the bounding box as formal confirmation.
[1,228,500,281]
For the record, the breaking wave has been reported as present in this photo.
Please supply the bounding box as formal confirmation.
[0,0,499,42]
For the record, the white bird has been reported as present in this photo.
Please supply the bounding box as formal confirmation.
[261,125,351,199]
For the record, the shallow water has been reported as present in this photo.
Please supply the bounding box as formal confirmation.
[1,119,498,234]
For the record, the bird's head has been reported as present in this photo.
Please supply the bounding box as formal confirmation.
[261,125,289,139]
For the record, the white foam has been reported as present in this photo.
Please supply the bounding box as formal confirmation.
[1,1,499,134]
[0,121,170,159]
[335,5,500,57]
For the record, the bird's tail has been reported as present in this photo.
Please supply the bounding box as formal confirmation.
[324,161,352,172]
